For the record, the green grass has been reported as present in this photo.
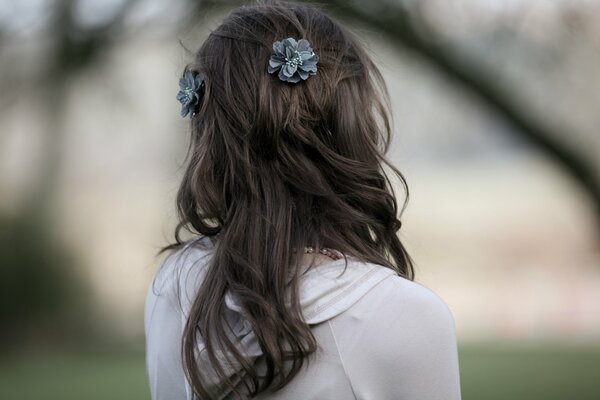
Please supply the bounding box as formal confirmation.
[459,341,600,400]
[0,342,599,399]
[0,349,150,400]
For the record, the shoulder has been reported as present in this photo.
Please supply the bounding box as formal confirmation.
[383,274,456,325]
[328,273,462,399]
[146,235,215,313]
[328,271,458,366]
[337,271,456,328]
[363,274,457,347]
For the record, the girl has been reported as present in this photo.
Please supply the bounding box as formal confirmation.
[145,1,461,399]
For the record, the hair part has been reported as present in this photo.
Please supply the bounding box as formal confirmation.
[159,1,415,398]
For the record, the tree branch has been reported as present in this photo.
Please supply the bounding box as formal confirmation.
[321,0,600,222]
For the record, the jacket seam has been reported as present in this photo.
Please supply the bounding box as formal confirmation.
[327,320,358,400]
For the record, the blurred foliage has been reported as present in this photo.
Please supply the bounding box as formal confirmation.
[322,0,600,214]
[0,0,133,352]
[0,212,93,353]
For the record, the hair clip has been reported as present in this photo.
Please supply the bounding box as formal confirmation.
[267,38,319,83]
[176,70,205,118]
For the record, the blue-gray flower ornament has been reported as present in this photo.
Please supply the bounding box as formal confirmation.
[176,70,205,118]
[268,38,319,83]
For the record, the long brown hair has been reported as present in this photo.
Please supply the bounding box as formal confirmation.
[160,1,415,398]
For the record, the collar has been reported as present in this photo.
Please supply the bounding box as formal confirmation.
[159,236,396,398]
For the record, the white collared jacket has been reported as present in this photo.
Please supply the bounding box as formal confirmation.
[144,236,461,399]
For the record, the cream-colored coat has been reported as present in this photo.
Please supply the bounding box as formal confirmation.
[144,237,461,399]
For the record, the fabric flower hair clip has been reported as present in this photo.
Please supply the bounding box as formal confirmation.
[176,70,205,118]
[268,38,319,83]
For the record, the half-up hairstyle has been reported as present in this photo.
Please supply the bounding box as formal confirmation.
[160,0,415,398]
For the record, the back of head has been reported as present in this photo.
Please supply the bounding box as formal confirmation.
[165,1,414,398]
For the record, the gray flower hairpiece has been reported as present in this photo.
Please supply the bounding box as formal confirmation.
[268,38,319,83]
[176,70,205,118]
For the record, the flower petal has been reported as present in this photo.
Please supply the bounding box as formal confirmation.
[193,74,204,90]
[297,39,310,52]
[287,73,302,83]
[272,40,284,55]
[278,67,288,81]
[176,91,187,102]
[178,77,188,91]
[299,63,317,73]
[192,92,201,104]
[180,103,190,117]
[301,58,317,67]
[283,37,297,49]
[285,45,294,61]
[283,63,297,77]
[297,69,309,80]
[299,50,313,61]
[268,57,285,69]
[184,73,195,87]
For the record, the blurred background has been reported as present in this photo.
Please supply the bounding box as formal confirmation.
[1,0,599,399]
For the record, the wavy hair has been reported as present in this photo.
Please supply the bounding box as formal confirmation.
[160,1,415,398]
